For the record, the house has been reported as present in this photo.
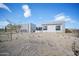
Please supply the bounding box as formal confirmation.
[20,23,36,33]
[41,21,65,32]
[36,27,42,32]
[36,21,65,32]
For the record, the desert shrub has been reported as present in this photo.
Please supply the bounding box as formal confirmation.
[72,39,79,56]
[75,31,79,38]
[0,29,5,32]
[65,29,72,33]
[0,40,3,42]
[72,30,79,37]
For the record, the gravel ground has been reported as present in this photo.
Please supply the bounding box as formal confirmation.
[0,32,77,56]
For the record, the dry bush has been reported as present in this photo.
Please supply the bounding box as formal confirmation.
[72,29,79,37]
[65,29,72,33]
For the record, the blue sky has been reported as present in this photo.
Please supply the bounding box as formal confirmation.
[0,3,79,29]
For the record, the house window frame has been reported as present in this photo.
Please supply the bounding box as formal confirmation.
[43,26,47,30]
[56,25,61,31]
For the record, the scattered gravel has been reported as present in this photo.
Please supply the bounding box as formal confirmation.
[0,33,77,56]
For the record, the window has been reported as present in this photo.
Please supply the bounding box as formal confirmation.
[36,27,42,31]
[56,25,61,30]
[43,26,47,30]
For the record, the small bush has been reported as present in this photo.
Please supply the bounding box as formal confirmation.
[0,40,3,42]
[65,29,72,33]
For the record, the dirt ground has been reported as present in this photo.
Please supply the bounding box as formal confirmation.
[0,32,78,56]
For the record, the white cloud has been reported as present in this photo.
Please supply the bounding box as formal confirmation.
[0,21,9,25]
[54,13,79,29]
[54,13,72,22]
[22,5,31,18]
[0,3,11,12]
[0,21,9,28]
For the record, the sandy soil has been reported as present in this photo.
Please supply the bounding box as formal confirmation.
[0,32,78,56]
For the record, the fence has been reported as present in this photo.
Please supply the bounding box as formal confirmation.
[0,32,14,42]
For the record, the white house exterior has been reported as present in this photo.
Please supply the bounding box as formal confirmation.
[19,21,65,33]
[20,23,36,33]
[29,23,36,32]
[41,21,65,32]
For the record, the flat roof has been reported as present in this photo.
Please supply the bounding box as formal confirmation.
[42,20,65,25]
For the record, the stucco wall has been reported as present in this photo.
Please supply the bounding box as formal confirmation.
[20,24,36,33]
[42,24,65,32]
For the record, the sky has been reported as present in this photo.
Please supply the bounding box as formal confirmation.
[0,3,79,29]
